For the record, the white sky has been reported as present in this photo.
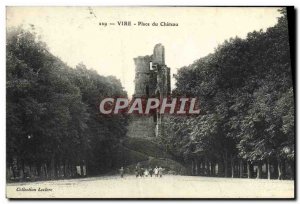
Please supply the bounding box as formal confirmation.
[6,7,282,97]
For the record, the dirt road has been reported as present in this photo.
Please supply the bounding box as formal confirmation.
[6,175,294,199]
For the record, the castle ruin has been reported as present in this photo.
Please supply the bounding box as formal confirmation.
[126,44,171,138]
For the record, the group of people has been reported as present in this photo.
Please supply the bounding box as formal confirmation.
[118,164,164,178]
[135,166,163,178]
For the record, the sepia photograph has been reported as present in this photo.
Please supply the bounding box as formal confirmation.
[5,6,295,199]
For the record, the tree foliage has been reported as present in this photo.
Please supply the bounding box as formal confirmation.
[7,27,128,179]
[162,9,294,179]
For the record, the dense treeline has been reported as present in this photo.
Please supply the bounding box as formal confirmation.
[7,27,128,180]
[161,9,294,179]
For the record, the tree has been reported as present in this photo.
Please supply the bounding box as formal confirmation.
[161,9,294,180]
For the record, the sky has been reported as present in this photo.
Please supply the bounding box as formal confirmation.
[6,7,282,97]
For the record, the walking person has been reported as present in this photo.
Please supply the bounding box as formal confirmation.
[158,166,163,178]
[154,166,159,177]
[144,168,149,177]
[119,166,124,178]
[140,168,144,177]
[149,167,153,177]
[135,164,140,178]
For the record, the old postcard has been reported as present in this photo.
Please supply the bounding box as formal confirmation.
[6,6,295,199]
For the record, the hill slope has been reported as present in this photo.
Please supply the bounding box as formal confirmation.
[115,137,187,175]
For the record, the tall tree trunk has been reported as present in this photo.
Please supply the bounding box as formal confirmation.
[290,161,294,180]
[206,160,210,176]
[277,161,282,180]
[63,162,67,178]
[218,160,224,177]
[256,162,262,179]
[231,155,234,178]
[282,160,286,179]
[191,159,194,176]
[80,164,84,177]
[55,163,59,178]
[203,157,207,176]
[274,160,278,178]
[267,159,271,180]
[67,162,70,177]
[212,162,215,176]
[29,164,32,178]
[21,160,25,179]
[51,155,55,179]
[195,159,198,175]
[199,160,203,175]
[85,161,88,177]
[239,160,243,178]
[247,161,251,178]
[36,163,41,178]
[11,165,16,179]
[277,158,283,180]
[44,164,48,179]
[224,151,228,177]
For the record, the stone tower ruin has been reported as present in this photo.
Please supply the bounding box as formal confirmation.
[126,44,171,138]
[133,44,171,98]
